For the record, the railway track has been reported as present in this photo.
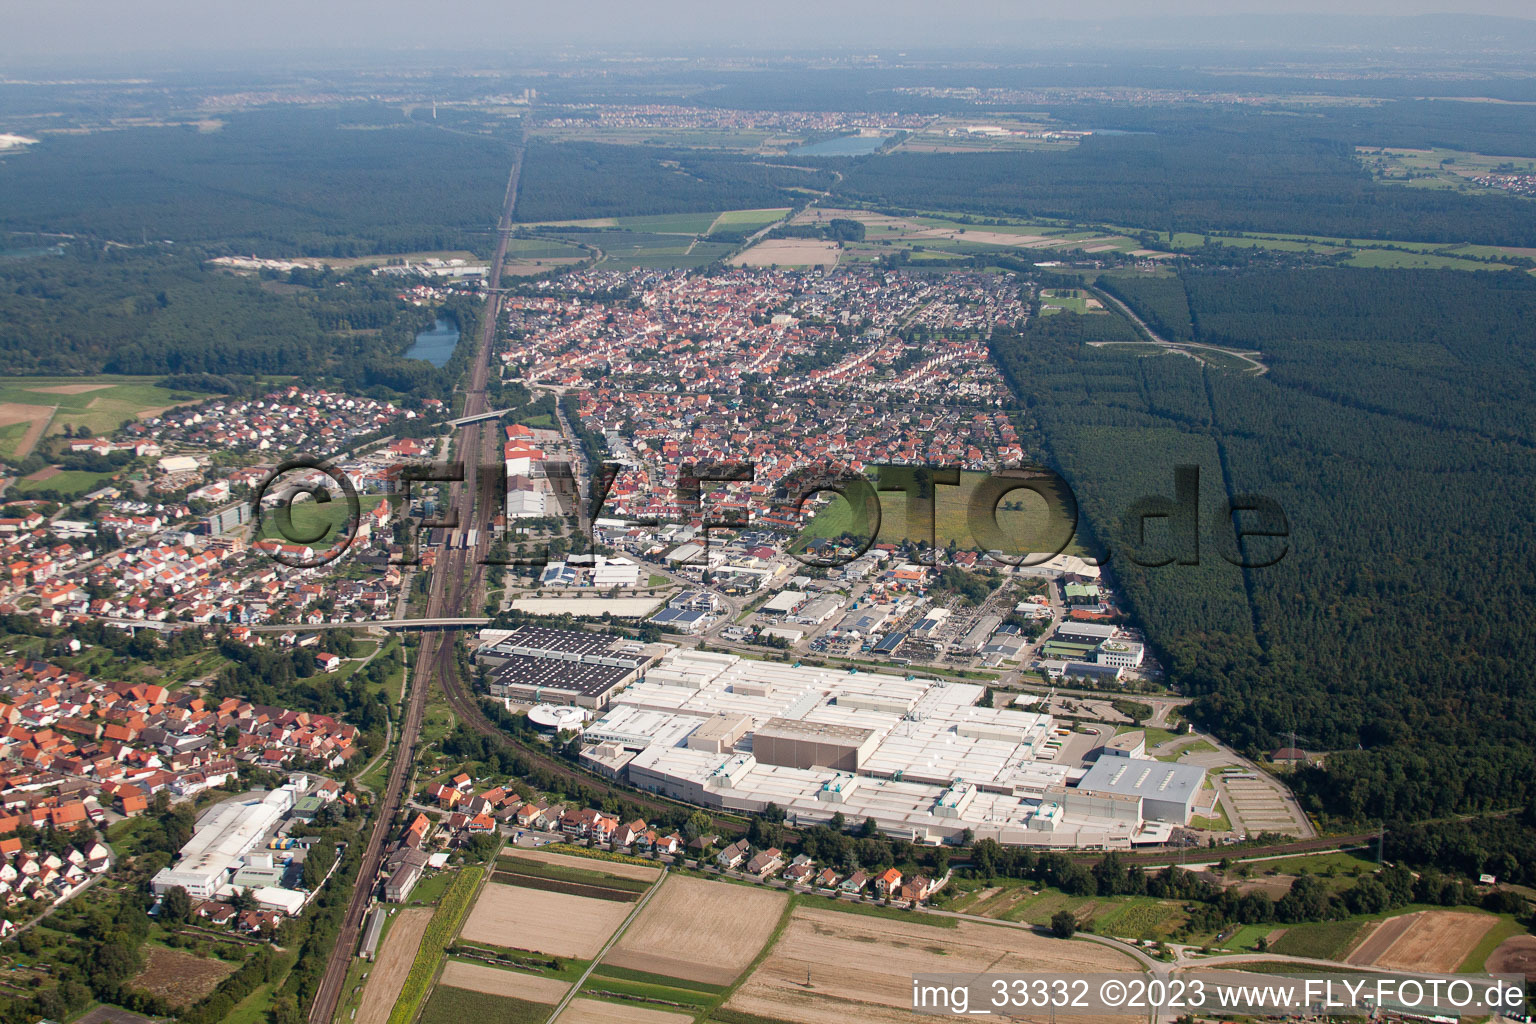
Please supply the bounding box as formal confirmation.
[306,144,522,1024]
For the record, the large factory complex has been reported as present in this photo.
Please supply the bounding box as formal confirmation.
[476,627,1204,848]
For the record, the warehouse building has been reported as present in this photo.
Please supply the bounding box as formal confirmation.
[1053,622,1119,645]
[581,649,1168,847]
[1076,757,1206,824]
[151,787,296,899]
[477,625,653,709]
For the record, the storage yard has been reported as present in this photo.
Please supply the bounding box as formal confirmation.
[575,648,1203,846]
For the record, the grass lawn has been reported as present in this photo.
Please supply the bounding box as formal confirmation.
[0,420,33,460]
[793,891,958,929]
[10,467,120,497]
[1458,913,1525,972]
[1188,784,1232,832]
[516,412,557,430]
[403,867,459,907]
[257,494,383,548]
[1221,922,1279,951]
[1240,849,1377,878]
[221,983,278,1024]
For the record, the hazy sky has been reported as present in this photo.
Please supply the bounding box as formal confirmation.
[6,1,1535,62]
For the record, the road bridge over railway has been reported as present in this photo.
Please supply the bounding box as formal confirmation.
[446,407,512,427]
[247,617,492,632]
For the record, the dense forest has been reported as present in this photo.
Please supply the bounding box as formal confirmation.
[513,141,837,222]
[831,130,1536,246]
[991,267,1536,824]
[0,246,468,397]
[0,106,513,256]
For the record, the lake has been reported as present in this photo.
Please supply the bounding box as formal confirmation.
[404,316,459,367]
[787,134,890,157]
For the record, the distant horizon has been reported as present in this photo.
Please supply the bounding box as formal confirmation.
[6,7,1536,67]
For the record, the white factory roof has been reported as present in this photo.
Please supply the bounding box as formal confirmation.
[151,789,292,891]
[1078,756,1205,804]
[590,650,1146,846]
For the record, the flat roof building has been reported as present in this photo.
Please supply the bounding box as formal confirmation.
[151,788,294,899]
[1076,756,1206,824]
[754,718,878,772]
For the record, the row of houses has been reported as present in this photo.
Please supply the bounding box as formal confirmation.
[713,839,936,902]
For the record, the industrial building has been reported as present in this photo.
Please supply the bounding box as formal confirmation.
[577,648,1201,847]
[476,625,655,708]
[1076,756,1206,824]
[150,777,329,903]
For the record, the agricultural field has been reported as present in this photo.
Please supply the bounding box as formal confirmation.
[356,908,432,1024]
[417,985,550,1024]
[387,866,483,1024]
[603,875,788,985]
[615,212,721,234]
[725,905,1138,1024]
[0,375,212,459]
[729,238,841,267]
[556,998,693,1024]
[493,852,650,902]
[709,208,791,234]
[1271,919,1369,960]
[461,882,632,959]
[438,960,570,1001]
[7,466,120,498]
[946,882,1185,941]
[502,848,661,881]
[1357,145,1536,192]
[1347,910,1497,973]
[130,946,237,1008]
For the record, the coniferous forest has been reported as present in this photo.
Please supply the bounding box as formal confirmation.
[993,267,1536,824]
